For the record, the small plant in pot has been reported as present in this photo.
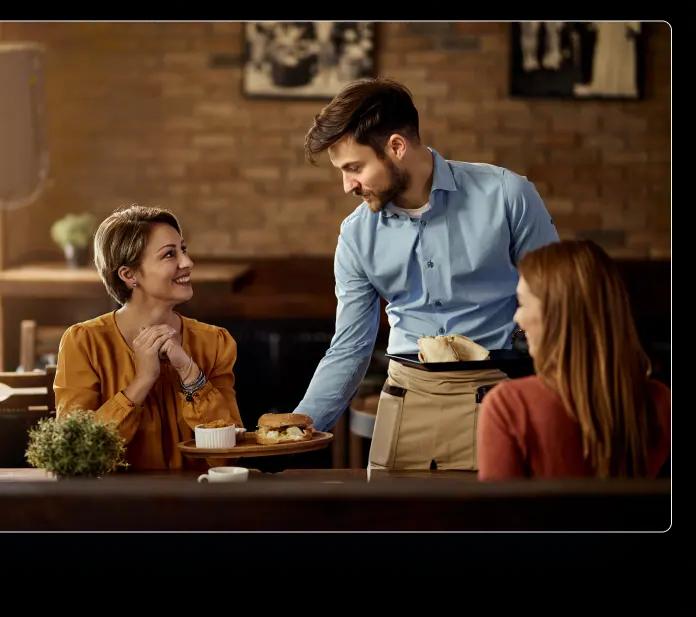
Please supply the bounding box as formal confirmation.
[50,212,96,268]
[25,410,129,478]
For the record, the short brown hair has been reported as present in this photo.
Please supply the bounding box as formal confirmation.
[304,77,420,165]
[93,204,182,305]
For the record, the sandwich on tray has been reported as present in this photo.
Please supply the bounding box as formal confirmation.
[255,412,315,445]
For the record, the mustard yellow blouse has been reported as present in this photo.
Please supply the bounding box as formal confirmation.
[54,311,243,470]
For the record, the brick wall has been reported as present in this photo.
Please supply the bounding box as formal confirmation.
[0,21,670,260]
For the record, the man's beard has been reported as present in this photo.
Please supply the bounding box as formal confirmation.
[356,158,411,213]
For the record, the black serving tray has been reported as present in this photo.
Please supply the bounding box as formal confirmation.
[385,349,535,377]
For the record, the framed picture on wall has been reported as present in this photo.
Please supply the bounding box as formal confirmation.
[243,22,376,99]
[510,22,644,99]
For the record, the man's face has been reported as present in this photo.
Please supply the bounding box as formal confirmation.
[328,135,410,212]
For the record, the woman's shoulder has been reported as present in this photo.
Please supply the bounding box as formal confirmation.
[648,379,671,411]
[489,375,553,400]
[648,378,670,396]
[58,313,121,357]
[181,316,234,341]
[483,375,561,417]
[64,312,117,338]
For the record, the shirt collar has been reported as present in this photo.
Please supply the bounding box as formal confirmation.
[380,148,457,219]
[429,148,458,193]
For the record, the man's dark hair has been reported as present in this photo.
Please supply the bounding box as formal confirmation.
[304,78,420,165]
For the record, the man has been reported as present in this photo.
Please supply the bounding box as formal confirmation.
[294,78,559,470]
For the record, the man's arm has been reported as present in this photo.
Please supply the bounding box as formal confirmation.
[294,229,380,431]
[503,169,560,264]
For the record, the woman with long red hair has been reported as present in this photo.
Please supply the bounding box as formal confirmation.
[477,240,670,479]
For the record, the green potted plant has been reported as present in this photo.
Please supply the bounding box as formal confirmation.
[50,212,97,268]
[25,410,129,478]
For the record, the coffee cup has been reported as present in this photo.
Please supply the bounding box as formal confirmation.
[197,466,249,483]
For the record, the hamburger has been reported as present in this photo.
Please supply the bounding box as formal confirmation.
[255,412,315,445]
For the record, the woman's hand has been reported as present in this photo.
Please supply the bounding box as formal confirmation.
[122,324,176,405]
[160,336,199,384]
[132,324,176,386]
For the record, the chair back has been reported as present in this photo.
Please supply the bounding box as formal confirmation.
[348,392,379,468]
[0,365,56,410]
[19,320,67,371]
[0,365,56,466]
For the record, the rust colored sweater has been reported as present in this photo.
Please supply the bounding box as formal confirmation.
[477,375,670,480]
[54,311,243,470]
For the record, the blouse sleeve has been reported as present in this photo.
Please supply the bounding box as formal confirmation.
[476,384,526,480]
[177,327,243,429]
[54,325,143,443]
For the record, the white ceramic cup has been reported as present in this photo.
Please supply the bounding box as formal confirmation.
[197,466,249,483]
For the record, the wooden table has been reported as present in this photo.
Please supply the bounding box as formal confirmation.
[0,467,478,483]
[0,261,251,369]
[0,467,670,531]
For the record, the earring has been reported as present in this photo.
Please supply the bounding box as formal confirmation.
[132,282,137,288]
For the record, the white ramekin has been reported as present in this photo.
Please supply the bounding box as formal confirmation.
[194,424,237,449]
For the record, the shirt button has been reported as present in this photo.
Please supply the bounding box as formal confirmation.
[426,260,434,268]
[438,327,445,335]
[434,300,442,307]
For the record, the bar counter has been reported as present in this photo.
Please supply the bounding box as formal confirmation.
[0,468,669,532]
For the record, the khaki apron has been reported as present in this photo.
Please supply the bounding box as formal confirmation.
[368,360,507,470]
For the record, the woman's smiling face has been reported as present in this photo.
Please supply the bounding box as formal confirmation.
[134,222,194,304]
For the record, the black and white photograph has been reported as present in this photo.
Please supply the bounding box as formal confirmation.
[510,21,644,99]
[243,22,376,99]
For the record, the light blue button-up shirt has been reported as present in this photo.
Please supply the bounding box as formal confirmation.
[295,148,559,430]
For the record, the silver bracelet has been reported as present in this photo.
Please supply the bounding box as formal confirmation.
[181,370,206,401]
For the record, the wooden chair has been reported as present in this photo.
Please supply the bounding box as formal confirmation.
[349,393,378,469]
[0,364,56,411]
[0,365,56,467]
[19,320,67,371]
[331,374,383,469]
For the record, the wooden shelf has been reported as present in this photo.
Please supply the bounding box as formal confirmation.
[0,261,251,298]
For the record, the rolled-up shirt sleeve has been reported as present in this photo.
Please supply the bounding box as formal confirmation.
[294,227,380,431]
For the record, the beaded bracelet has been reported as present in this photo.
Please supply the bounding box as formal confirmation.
[120,389,136,407]
[180,370,207,401]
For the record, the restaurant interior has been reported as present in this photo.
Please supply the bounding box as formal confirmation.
[0,20,671,549]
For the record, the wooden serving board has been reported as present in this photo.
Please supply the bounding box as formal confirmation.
[177,430,333,461]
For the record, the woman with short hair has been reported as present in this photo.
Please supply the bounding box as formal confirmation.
[54,205,242,470]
